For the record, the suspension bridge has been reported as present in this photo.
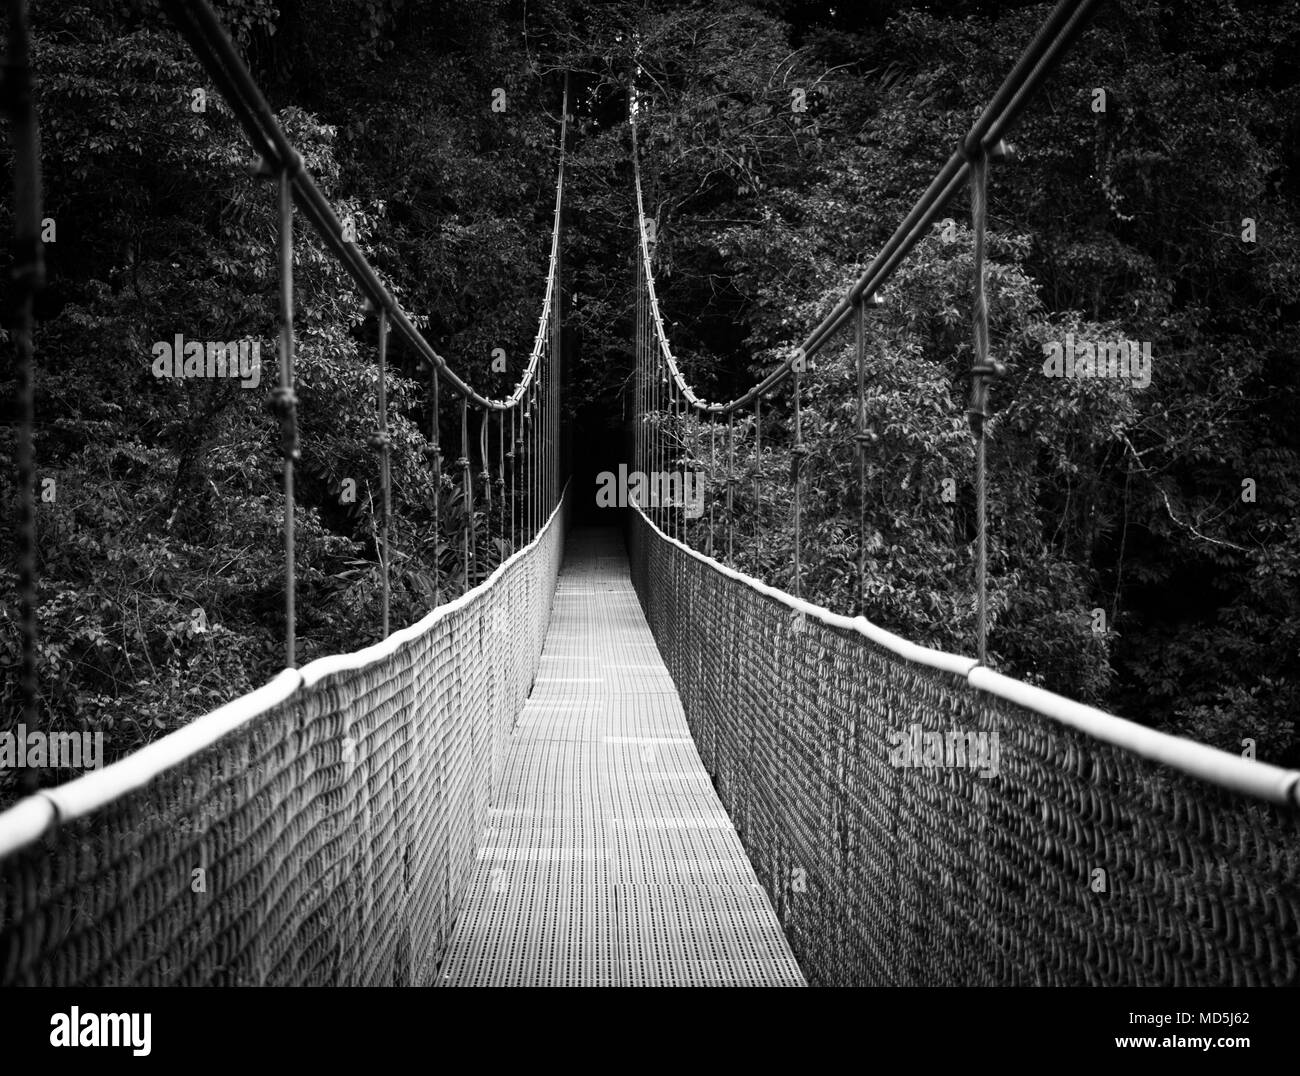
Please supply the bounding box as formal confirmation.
[2,0,1299,989]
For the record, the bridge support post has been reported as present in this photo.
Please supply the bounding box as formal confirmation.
[854,291,884,616]
[963,141,1009,665]
[270,162,302,668]
[367,305,391,639]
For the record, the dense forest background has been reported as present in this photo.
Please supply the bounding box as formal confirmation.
[2,0,1297,800]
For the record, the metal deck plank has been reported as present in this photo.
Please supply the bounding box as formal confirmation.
[437,527,806,987]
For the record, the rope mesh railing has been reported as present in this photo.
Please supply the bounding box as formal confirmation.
[0,489,569,986]
[629,504,1300,987]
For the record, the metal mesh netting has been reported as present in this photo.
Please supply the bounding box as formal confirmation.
[629,507,1300,987]
[0,496,567,987]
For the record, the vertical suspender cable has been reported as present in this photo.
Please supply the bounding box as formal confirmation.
[635,245,642,483]
[429,367,441,599]
[658,365,666,528]
[634,246,641,481]
[967,145,1004,665]
[641,258,648,486]
[854,290,884,615]
[545,329,552,513]
[479,406,492,519]
[669,377,678,539]
[555,338,560,507]
[526,388,532,542]
[855,299,867,616]
[548,339,555,511]
[639,274,646,483]
[707,416,716,556]
[460,397,473,589]
[508,407,516,552]
[541,321,548,518]
[535,369,540,532]
[534,378,540,538]
[527,380,534,538]
[533,378,540,536]
[496,411,505,562]
[753,398,762,565]
[791,367,804,598]
[274,164,300,667]
[522,391,529,542]
[726,413,734,563]
[652,344,659,522]
[375,308,390,638]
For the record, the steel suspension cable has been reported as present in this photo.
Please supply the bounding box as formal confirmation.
[508,407,516,552]
[272,165,299,667]
[164,0,566,415]
[791,367,805,598]
[479,409,492,577]
[522,391,529,542]
[459,398,473,589]
[549,342,556,510]
[543,365,548,525]
[636,246,644,482]
[627,0,1095,420]
[527,384,535,540]
[533,379,538,538]
[479,406,491,517]
[753,398,762,564]
[652,352,659,523]
[854,292,883,615]
[428,369,441,599]
[670,376,679,539]
[855,299,868,617]
[967,147,1003,665]
[659,367,667,529]
[642,260,649,485]
[726,413,735,563]
[708,416,717,556]
[496,411,505,559]
[373,307,391,638]
[533,377,540,537]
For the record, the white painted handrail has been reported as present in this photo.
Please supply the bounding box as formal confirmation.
[0,487,569,861]
[632,499,1300,807]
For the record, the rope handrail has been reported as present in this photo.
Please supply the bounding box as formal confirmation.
[629,498,1300,807]
[149,0,571,663]
[161,0,567,413]
[631,0,1096,414]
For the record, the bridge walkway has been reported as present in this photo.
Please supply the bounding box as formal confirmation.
[437,527,804,986]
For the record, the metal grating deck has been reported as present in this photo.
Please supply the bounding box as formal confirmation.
[436,527,806,987]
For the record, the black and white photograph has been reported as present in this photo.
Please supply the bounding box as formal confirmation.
[1,0,1297,1059]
